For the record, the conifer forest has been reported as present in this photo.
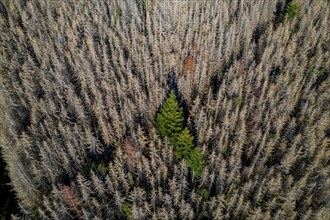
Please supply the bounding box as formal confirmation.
[0,0,329,219]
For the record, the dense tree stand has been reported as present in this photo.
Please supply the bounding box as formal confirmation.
[0,0,329,219]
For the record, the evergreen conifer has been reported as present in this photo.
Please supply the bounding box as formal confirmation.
[187,148,204,177]
[156,89,184,144]
[285,0,301,18]
[176,128,204,177]
[175,128,194,159]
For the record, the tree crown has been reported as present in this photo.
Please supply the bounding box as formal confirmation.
[156,89,184,144]
[285,0,301,18]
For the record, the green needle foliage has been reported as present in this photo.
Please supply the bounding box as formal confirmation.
[285,0,301,19]
[122,202,132,219]
[156,91,204,177]
[116,6,122,19]
[156,89,184,144]
[176,128,204,177]
[186,148,204,177]
[175,128,194,159]
[198,188,210,200]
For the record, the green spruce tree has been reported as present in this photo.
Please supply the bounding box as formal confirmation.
[175,128,194,159]
[285,0,301,19]
[156,89,184,144]
[156,90,204,177]
[176,128,204,177]
[187,148,205,177]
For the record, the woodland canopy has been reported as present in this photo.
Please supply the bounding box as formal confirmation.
[0,0,329,219]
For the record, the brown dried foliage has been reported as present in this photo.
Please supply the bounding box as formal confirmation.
[182,42,197,83]
[60,185,82,217]
[122,138,141,169]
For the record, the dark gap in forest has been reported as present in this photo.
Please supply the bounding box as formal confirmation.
[81,113,115,179]
[76,24,85,49]
[311,69,328,90]
[210,73,222,96]
[253,28,267,65]
[56,173,71,186]
[265,148,283,168]
[14,106,31,135]
[269,66,281,82]
[0,2,7,17]
[123,48,129,61]
[241,150,253,168]
[274,1,285,25]
[34,82,45,100]
[0,150,19,219]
